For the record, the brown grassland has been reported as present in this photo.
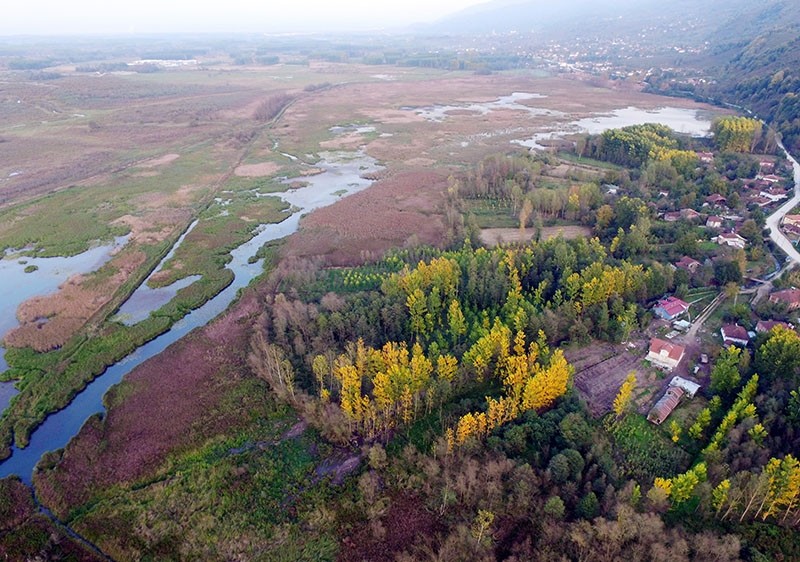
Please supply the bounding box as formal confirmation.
[479,225,593,246]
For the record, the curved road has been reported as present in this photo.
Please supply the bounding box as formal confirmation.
[765,142,800,267]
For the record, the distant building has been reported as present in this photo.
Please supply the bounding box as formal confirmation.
[760,188,788,203]
[706,216,723,229]
[681,208,703,221]
[783,215,800,229]
[663,211,681,222]
[648,386,685,425]
[706,193,728,207]
[769,289,800,311]
[714,231,747,249]
[653,297,690,321]
[721,324,750,347]
[697,151,715,163]
[748,195,773,208]
[759,160,775,173]
[647,338,686,371]
[604,184,619,195]
[756,320,793,334]
[675,256,701,273]
[761,174,782,184]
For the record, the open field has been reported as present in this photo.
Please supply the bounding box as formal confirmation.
[480,225,592,246]
[566,338,674,418]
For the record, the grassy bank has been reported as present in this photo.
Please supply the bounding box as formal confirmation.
[0,192,290,456]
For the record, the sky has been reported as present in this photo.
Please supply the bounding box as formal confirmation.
[1,0,492,35]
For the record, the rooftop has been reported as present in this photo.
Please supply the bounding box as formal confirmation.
[649,338,686,362]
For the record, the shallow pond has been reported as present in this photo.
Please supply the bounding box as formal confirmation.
[0,236,128,374]
[413,92,561,123]
[514,106,713,149]
[0,149,382,483]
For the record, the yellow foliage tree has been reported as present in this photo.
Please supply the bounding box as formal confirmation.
[612,372,637,419]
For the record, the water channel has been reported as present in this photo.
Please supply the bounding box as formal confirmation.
[112,220,200,326]
[0,149,382,483]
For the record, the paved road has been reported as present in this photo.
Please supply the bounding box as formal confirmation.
[765,142,800,267]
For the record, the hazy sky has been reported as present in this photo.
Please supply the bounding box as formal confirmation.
[1,0,492,35]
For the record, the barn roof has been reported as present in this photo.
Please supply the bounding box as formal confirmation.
[647,386,685,425]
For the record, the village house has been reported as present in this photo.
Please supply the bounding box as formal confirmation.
[647,338,686,371]
[648,386,685,425]
[706,193,727,207]
[769,288,800,311]
[675,256,701,273]
[756,320,793,334]
[706,215,723,229]
[714,231,747,249]
[653,296,690,321]
[749,179,771,191]
[663,211,681,222]
[747,195,773,208]
[783,215,800,229]
[760,187,788,203]
[722,213,744,223]
[697,151,715,163]
[760,174,782,184]
[721,324,750,347]
[681,208,703,221]
[759,160,775,173]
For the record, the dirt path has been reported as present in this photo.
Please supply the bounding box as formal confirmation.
[685,293,724,341]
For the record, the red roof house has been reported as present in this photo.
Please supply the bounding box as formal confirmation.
[647,338,686,371]
[681,208,703,221]
[706,194,728,206]
[653,297,690,320]
[675,256,701,273]
[721,324,750,347]
[769,289,800,311]
[756,320,792,333]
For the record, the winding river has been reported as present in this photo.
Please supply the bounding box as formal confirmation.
[0,149,382,483]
